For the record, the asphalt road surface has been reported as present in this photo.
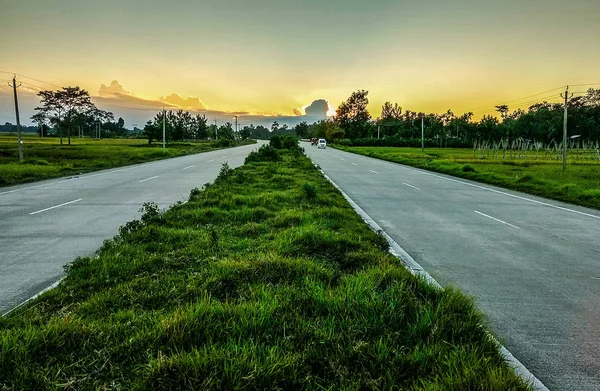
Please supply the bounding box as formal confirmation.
[305,143,600,391]
[0,143,261,314]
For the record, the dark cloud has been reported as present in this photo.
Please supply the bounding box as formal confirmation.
[293,107,302,116]
[99,80,130,97]
[159,93,207,110]
[304,99,329,117]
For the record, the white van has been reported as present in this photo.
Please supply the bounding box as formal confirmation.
[318,139,326,149]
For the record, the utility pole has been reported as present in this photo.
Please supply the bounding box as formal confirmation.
[377,125,380,140]
[421,117,424,152]
[234,115,239,135]
[214,118,218,140]
[9,75,24,161]
[162,107,166,151]
[560,86,573,171]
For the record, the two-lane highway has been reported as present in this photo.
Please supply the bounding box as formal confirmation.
[0,143,262,314]
[306,144,600,391]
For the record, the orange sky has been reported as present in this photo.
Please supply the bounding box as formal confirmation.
[1,0,599,126]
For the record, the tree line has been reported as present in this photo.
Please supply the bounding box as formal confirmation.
[15,84,600,148]
[293,89,600,148]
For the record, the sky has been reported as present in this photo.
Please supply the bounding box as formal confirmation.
[1,0,599,128]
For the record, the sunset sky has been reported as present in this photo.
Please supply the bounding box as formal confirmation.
[1,0,599,127]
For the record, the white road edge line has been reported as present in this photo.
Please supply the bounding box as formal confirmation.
[402,182,420,191]
[352,163,358,166]
[475,210,520,229]
[183,165,195,170]
[314,163,548,391]
[369,170,379,174]
[29,199,82,215]
[139,176,159,183]
[207,159,214,162]
[415,169,600,220]
[2,278,65,317]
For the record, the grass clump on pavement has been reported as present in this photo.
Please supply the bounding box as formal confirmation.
[336,146,600,210]
[0,145,531,390]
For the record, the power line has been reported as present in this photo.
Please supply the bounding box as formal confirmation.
[15,73,62,88]
[507,94,563,109]
[495,86,565,106]
[569,82,600,87]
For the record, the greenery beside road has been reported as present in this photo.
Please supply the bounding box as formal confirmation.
[0,135,255,187]
[335,146,600,210]
[0,143,530,390]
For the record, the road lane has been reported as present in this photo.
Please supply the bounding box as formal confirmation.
[305,143,600,391]
[0,142,262,314]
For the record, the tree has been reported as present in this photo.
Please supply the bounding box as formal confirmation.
[380,102,402,121]
[239,125,252,140]
[335,90,372,139]
[271,121,280,133]
[495,105,510,121]
[143,120,160,144]
[218,122,235,141]
[32,86,108,145]
[294,121,309,138]
[194,114,208,139]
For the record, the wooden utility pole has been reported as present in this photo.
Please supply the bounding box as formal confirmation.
[9,75,23,162]
[560,86,573,171]
[214,118,218,140]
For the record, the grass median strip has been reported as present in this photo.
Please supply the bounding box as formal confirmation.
[335,146,600,210]
[0,144,531,390]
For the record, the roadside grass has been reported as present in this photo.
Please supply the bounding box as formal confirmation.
[0,147,531,390]
[335,146,600,210]
[0,135,255,187]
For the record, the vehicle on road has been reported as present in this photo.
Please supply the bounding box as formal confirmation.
[311,138,318,146]
[318,139,327,149]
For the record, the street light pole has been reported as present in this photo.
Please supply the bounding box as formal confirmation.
[421,117,424,152]
[162,107,166,152]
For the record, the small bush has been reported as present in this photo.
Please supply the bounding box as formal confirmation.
[462,165,476,172]
[20,158,50,166]
[281,134,298,150]
[245,145,280,163]
[211,139,233,148]
[270,135,283,149]
[336,139,353,147]
[302,182,317,199]
[516,174,533,183]
[215,162,233,183]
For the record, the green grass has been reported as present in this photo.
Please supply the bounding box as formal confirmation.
[335,146,600,210]
[0,135,255,187]
[0,148,531,390]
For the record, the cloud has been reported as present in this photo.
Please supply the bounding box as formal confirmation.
[99,80,130,97]
[293,107,302,116]
[303,99,330,117]
[160,93,207,110]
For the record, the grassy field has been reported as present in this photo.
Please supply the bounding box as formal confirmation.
[335,146,600,210]
[0,145,530,390]
[0,134,255,187]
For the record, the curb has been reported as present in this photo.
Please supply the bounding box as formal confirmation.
[1,277,65,318]
[317,167,549,391]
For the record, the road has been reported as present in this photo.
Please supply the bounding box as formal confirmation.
[0,143,261,314]
[305,143,600,391]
